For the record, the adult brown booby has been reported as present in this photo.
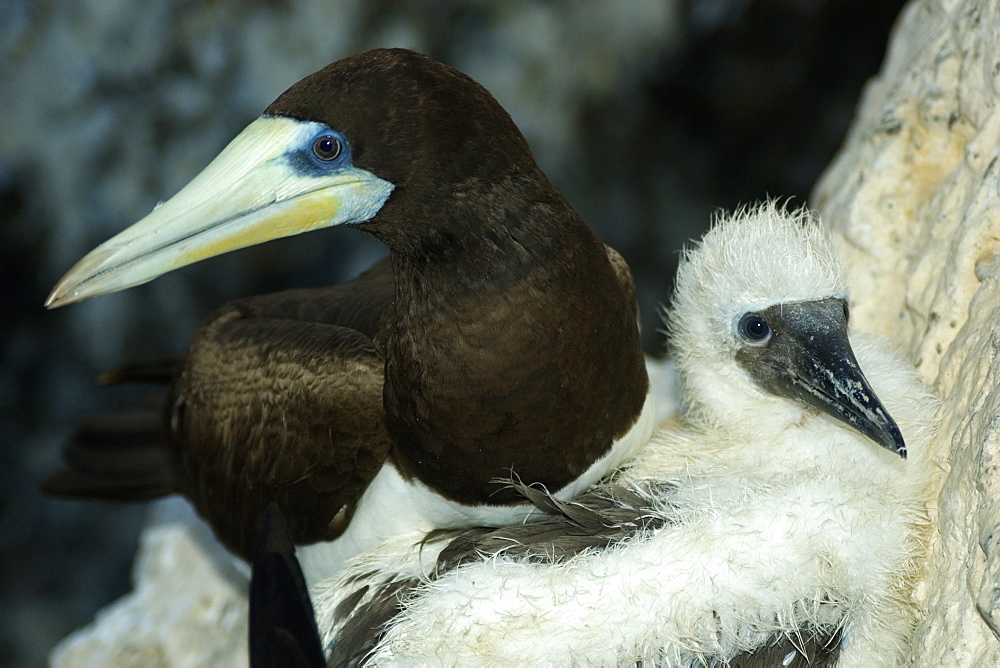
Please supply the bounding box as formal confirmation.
[43,49,654,584]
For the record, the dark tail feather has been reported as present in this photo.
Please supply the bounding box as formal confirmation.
[250,504,325,668]
[97,360,179,386]
[41,409,175,501]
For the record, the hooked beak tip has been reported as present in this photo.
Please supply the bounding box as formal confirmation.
[890,439,907,460]
[876,422,907,459]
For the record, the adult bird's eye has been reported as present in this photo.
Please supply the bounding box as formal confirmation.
[738,313,772,344]
[312,135,342,161]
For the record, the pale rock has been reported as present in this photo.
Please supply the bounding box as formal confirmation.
[50,499,249,668]
[813,0,1000,663]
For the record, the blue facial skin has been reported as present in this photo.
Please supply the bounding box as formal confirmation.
[267,117,394,227]
[282,122,354,177]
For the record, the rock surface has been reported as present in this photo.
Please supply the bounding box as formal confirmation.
[50,500,250,667]
[812,0,1000,663]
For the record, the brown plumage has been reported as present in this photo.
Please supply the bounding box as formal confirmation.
[166,258,394,554]
[44,49,650,567]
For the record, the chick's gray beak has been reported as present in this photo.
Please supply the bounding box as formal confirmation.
[736,298,907,458]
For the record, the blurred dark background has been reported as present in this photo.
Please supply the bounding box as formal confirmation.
[1,0,906,664]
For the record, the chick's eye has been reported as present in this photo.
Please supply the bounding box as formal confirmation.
[312,135,342,161]
[738,313,771,343]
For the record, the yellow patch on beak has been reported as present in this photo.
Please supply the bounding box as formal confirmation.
[178,191,342,266]
[46,116,393,308]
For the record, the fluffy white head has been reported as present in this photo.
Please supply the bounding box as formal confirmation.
[667,203,848,429]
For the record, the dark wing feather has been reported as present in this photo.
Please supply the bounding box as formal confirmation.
[327,577,420,668]
[250,504,326,668]
[604,243,639,324]
[170,305,389,559]
[230,256,394,342]
[43,358,179,500]
[44,257,396,560]
[41,409,175,500]
[437,480,665,569]
[725,630,842,667]
[97,359,180,385]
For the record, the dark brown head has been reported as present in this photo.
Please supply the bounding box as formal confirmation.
[269,49,537,191]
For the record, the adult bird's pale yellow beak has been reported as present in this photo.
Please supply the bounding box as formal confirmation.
[46,116,393,308]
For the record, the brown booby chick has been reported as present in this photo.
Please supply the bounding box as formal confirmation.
[42,48,654,585]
